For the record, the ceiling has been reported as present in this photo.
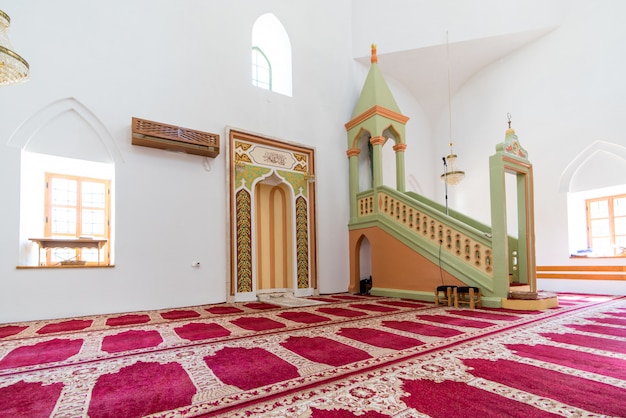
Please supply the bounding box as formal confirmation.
[355,27,557,122]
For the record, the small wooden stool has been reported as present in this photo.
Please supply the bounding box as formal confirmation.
[435,285,457,307]
[455,286,481,309]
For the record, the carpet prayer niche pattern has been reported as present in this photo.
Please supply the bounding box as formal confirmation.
[0,294,625,417]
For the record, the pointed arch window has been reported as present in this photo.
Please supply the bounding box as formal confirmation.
[251,13,292,97]
[563,141,626,258]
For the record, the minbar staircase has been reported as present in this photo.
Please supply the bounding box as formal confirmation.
[349,185,557,309]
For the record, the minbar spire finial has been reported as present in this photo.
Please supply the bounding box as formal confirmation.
[371,44,378,64]
[506,112,515,134]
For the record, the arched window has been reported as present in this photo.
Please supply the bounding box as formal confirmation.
[251,13,292,97]
[563,141,626,257]
[252,47,272,90]
[9,98,120,267]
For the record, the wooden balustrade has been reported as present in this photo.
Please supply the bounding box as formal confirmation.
[373,192,493,276]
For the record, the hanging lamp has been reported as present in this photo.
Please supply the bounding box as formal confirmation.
[0,10,30,87]
[440,31,464,186]
[441,144,465,186]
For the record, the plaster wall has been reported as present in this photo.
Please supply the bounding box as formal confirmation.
[358,0,625,295]
[429,1,626,294]
[0,0,355,322]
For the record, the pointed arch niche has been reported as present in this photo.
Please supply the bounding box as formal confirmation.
[8,97,121,266]
[228,129,316,302]
[561,140,626,256]
[251,13,292,97]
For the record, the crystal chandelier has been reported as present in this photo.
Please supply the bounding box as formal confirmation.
[440,143,465,185]
[0,10,30,87]
[440,31,464,186]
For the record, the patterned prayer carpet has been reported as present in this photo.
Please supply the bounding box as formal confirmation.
[0,293,625,417]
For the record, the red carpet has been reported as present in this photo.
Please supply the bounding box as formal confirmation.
[101,330,163,353]
[230,316,286,331]
[464,358,626,416]
[105,314,151,327]
[281,335,372,366]
[446,309,521,321]
[416,314,496,328]
[0,325,28,339]
[244,302,279,310]
[541,331,626,353]
[204,347,299,390]
[0,338,83,369]
[331,295,365,301]
[174,322,231,341]
[88,361,196,418]
[591,316,626,326]
[205,306,243,315]
[382,320,464,337]
[36,319,92,334]
[0,380,64,418]
[400,378,562,418]
[0,293,624,417]
[278,311,332,323]
[316,306,368,317]
[378,300,426,308]
[348,303,399,312]
[160,309,201,320]
[506,343,626,380]
[566,322,626,337]
[337,327,423,350]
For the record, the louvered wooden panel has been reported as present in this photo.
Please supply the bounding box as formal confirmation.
[131,117,220,158]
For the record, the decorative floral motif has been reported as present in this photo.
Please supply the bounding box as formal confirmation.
[236,189,252,293]
[296,196,309,289]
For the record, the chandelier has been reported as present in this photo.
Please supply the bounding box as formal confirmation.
[441,143,465,185]
[440,31,465,187]
[0,10,30,87]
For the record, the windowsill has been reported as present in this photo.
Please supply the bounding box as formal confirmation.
[570,254,626,259]
[16,265,115,269]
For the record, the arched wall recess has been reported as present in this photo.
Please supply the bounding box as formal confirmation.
[7,97,123,164]
[559,140,626,193]
[228,129,317,302]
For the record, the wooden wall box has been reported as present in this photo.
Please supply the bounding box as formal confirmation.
[132,117,220,158]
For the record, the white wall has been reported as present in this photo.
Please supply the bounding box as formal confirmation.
[353,0,626,295]
[0,0,355,322]
[441,0,626,294]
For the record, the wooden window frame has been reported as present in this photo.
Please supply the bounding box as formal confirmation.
[44,173,111,266]
[586,193,626,257]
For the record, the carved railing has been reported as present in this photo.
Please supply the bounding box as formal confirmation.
[377,189,493,277]
[357,191,375,217]
[354,186,522,292]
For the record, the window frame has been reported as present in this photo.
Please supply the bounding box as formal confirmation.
[251,46,272,91]
[586,193,626,257]
[44,172,111,266]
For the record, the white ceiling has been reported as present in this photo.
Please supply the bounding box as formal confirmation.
[355,27,557,121]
